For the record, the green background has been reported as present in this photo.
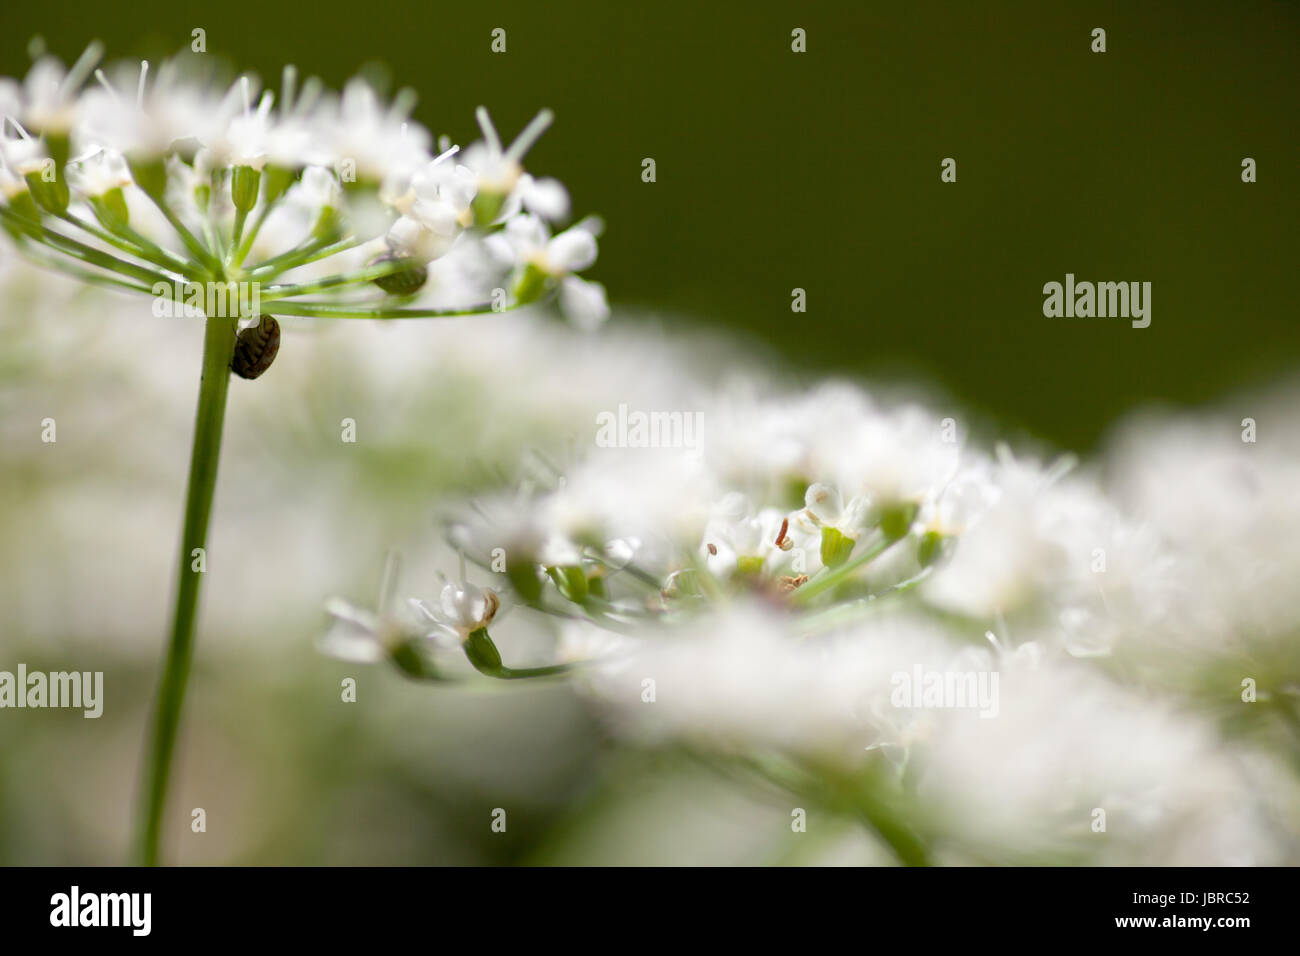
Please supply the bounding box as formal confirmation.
[1,0,1297,446]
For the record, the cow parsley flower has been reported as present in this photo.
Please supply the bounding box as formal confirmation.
[0,39,606,865]
[0,46,602,328]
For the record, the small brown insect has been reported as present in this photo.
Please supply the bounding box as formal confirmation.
[231,314,280,380]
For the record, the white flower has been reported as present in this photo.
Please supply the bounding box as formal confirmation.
[698,493,787,579]
[488,213,598,275]
[0,163,25,201]
[0,123,49,177]
[5,42,102,136]
[460,107,555,221]
[516,173,569,221]
[263,66,331,169]
[321,78,431,185]
[557,276,610,330]
[581,605,960,762]
[215,81,273,171]
[382,147,476,263]
[65,147,132,197]
[294,164,341,210]
[485,213,605,325]
[318,556,427,663]
[803,482,870,534]
[918,461,1000,537]
[79,59,233,162]
[411,581,500,645]
[1103,391,1300,668]
[917,657,1284,864]
[318,597,395,663]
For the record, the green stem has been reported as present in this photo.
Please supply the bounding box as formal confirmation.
[227,207,249,264]
[230,202,278,268]
[243,235,353,278]
[142,189,223,273]
[791,535,902,605]
[56,211,202,280]
[260,258,416,300]
[0,206,179,288]
[134,312,239,866]
[268,297,539,320]
[461,627,576,680]
[16,245,154,294]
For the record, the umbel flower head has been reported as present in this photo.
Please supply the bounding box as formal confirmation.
[0,42,608,348]
[319,370,1296,865]
[330,381,1164,681]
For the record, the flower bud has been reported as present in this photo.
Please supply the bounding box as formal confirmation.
[89,187,129,230]
[548,565,589,604]
[24,169,69,214]
[918,529,946,567]
[877,500,920,541]
[231,164,261,213]
[370,253,428,296]
[439,582,500,634]
[820,526,856,568]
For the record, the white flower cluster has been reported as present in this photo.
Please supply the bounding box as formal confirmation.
[443,383,1167,646]
[327,373,1299,864]
[0,44,606,325]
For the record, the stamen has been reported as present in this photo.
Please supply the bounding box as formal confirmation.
[3,116,33,140]
[296,76,323,114]
[774,517,789,548]
[281,65,297,114]
[240,75,252,116]
[136,61,149,110]
[93,69,120,104]
[378,551,401,611]
[430,143,460,167]
[62,40,104,94]
[388,87,417,123]
[475,106,501,156]
[504,109,554,163]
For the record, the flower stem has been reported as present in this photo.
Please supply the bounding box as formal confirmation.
[268,298,541,320]
[791,535,900,605]
[133,311,238,865]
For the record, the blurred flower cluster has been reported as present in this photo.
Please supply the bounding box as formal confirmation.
[0,43,606,327]
[3,237,1298,862]
[327,362,1300,864]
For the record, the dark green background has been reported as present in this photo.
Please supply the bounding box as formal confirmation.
[3,0,1297,450]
